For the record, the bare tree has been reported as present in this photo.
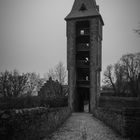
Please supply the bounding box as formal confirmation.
[114,63,127,95]
[0,70,12,97]
[0,70,28,97]
[103,64,117,95]
[103,52,140,96]
[46,68,56,81]
[120,53,140,95]
[55,62,67,85]
[45,62,67,85]
[26,72,44,96]
[11,70,28,97]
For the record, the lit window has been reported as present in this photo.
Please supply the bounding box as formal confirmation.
[86,76,89,81]
[80,30,85,35]
[85,57,89,62]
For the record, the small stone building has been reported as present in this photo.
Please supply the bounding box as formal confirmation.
[38,77,62,97]
[65,0,104,112]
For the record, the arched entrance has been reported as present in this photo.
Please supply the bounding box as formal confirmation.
[77,87,90,112]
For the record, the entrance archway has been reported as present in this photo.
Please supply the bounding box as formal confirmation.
[76,87,90,112]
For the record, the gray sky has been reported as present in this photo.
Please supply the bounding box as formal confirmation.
[0,0,140,78]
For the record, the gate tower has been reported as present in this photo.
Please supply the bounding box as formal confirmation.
[65,0,104,112]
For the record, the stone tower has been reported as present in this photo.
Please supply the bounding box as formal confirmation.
[65,0,104,113]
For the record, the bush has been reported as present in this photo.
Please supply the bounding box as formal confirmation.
[0,107,71,140]
[0,96,68,110]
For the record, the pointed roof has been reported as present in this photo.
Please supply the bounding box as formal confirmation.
[65,0,104,24]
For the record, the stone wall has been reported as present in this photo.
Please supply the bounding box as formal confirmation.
[0,107,71,140]
[94,107,140,137]
[99,96,140,109]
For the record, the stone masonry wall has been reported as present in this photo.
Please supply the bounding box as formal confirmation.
[0,107,71,140]
[98,96,140,109]
[67,20,76,111]
[94,107,140,137]
[66,17,103,112]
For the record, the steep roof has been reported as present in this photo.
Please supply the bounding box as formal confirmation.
[65,0,104,24]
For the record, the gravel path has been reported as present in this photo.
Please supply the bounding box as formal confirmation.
[44,113,130,140]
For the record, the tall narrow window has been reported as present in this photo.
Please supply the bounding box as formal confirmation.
[80,30,85,35]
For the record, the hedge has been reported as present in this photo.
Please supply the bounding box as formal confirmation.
[0,96,68,110]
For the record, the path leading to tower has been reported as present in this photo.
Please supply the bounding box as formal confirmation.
[44,113,130,140]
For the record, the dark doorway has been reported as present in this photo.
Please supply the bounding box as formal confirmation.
[76,87,90,112]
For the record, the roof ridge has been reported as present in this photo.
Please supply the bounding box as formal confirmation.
[65,0,100,20]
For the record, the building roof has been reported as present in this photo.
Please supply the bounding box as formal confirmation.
[65,0,104,25]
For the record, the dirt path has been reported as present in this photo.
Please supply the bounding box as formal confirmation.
[44,113,130,140]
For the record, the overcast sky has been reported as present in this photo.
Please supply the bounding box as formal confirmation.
[0,0,140,78]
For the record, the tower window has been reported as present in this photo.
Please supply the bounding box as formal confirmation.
[76,20,90,36]
[79,29,89,36]
[85,57,89,62]
[79,3,87,11]
[80,30,85,35]
[86,76,89,81]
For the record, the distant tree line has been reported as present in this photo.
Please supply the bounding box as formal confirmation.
[0,61,67,98]
[102,52,140,97]
[0,70,44,97]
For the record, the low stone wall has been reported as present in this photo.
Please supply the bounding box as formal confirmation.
[99,96,140,109]
[94,107,140,137]
[123,108,140,136]
[0,107,71,140]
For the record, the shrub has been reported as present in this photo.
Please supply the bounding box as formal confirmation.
[0,96,68,110]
